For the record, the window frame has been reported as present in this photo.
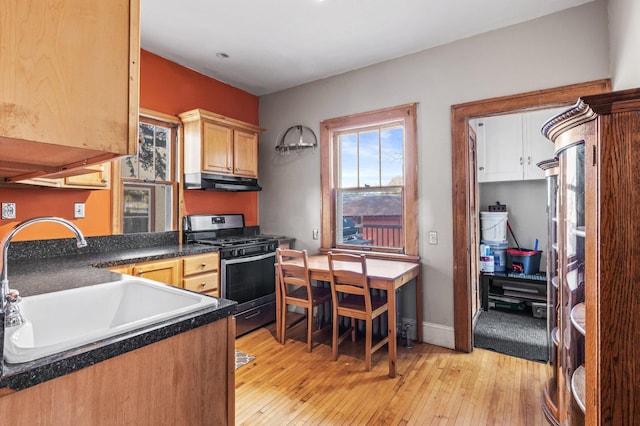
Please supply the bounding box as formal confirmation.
[320,103,418,258]
[111,108,181,234]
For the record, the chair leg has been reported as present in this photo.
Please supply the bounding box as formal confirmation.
[280,303,287,345]
[351,318,356,342]
[332,311,339,361]
[365,317,372,371]
[306,307,313,353]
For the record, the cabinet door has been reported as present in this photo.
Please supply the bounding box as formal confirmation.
[202,121,234,174]
[233,130,259,178]
[109,265,133,275]
[475,114,524,182]
[0,0,139,180]
[132,259,181,287]
[522,108,564,180]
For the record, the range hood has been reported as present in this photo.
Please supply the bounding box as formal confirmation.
[184,173,262,192]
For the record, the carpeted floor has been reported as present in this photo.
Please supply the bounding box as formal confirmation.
[235,350,255,369]
[474,308,548,363]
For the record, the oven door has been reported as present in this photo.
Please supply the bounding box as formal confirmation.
[221,251,276,313]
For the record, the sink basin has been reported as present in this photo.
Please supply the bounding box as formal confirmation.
[3,278,219,364]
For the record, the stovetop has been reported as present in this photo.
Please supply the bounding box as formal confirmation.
[183,214,278,258]
[192,235,274,248]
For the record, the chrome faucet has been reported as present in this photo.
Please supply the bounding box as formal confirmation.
[1,217,87,327]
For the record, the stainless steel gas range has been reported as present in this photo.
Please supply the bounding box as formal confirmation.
[183,214,278,337]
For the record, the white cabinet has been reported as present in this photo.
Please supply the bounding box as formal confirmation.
[474,108,563,182]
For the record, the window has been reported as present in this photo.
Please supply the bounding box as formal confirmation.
[320,104,418,256]
[112,109,180,234]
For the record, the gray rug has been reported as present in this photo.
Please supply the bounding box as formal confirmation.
[474,308,548,363]
[235,350,255,369]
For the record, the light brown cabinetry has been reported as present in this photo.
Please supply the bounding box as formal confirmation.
[542,88,640,425]
[0,0,139,182]
[17,163,111,189]
[0,317,235,426]
[108,252,220,295]
[131,258,181,288]
[180,109,264,178]
[182,252,220,297]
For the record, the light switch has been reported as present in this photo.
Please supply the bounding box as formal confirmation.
[74,203,85,219]
[428,231,438,245]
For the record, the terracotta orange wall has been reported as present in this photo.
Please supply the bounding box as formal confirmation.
[0,50,259,240]
[0,189,111,241]
[140,50,259,226]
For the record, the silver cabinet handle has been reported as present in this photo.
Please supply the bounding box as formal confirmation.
[519,156,523,165]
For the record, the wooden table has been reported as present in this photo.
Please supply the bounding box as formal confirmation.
[277,253,421,378]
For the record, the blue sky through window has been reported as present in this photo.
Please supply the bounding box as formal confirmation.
[338,125,403,188]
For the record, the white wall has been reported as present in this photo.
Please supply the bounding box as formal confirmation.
[257,0,610,348]
[609,0,640,90]
[479,180,549,271]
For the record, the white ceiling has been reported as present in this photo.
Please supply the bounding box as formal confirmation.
[140,0,594,96]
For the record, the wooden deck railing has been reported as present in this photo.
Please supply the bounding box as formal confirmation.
[360,224,402,248]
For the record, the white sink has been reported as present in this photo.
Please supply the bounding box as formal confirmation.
[3,278,218,364]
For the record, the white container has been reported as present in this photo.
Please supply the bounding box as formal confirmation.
[480,211,508,242]
[481,239,508,272]
[480,255,494,272]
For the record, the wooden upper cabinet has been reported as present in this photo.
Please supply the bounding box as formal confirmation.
[180,109,264,178]
[233,130,259,177]
[202,121,235,174]
[16,162,111,189]
[0,0,140,182]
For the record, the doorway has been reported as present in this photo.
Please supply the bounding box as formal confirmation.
[450,79,611,352]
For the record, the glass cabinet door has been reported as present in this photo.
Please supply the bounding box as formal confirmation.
[540,159,560,424]
[557,142,586,425]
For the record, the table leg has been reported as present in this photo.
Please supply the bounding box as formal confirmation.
[416,265,423,343]
[387,286,397,378]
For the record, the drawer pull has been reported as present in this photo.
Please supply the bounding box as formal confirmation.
[201,263,207,268]
[200,282,207,288]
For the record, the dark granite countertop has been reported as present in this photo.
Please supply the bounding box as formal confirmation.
[0,233,237,391]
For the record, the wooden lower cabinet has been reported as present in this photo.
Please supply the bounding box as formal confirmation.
[182,252,220,297]
[0,316,235,426]
[109,252,220,296]
[132,258,181,287]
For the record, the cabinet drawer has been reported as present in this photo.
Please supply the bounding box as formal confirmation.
[183,273,219,293]
[183,253,219,276]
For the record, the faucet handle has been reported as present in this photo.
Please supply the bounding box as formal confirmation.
[5,289,21,304]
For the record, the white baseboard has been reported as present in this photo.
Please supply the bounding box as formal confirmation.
[402,317,455,349]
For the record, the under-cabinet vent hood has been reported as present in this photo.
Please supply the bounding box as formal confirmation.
[184,173,262,192]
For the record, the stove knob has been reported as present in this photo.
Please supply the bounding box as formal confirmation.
[239,248,246,256]
[231,249,238,257]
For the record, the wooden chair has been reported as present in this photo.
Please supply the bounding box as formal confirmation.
[327,252,389,371]
[276,248,332,352]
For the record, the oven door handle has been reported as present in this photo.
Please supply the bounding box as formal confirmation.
[242,310,262,320]
[222,251,276,265]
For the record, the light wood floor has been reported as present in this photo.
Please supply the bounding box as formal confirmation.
[235,319,548,425]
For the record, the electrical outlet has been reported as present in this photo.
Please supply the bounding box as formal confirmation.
[428,231,438,245]
[1,203,16,220]
[74,203,85,219]
[312,229,319,240]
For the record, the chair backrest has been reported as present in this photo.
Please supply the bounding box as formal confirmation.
[276,248,312,299]
[327,252,371,310]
